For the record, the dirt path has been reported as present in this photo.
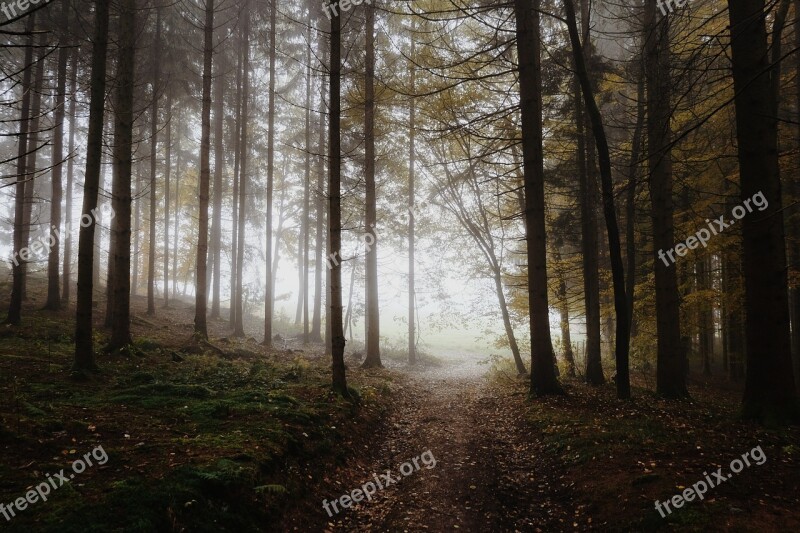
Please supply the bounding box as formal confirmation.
[324,363,574,532]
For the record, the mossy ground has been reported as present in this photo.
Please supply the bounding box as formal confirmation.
[0,282,394,532]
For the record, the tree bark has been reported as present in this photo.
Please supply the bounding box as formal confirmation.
[73,0,110,370]
[45,3,70,311]
[107,0,137,352]
[728,0,798,422]
[329,3,349,396]
[163,89,171,308]
[62,48,78,304]
[408,37,417,365]
[195,0,215,340]
[230,26,243,327]
[564,0,629,398]
[301,18,313,342]
[210,45,224,319]
[362,3,382,368]
[575,77,603,385]
[234,14,250,337]
[515,0,563,396]
[264,0,276,346]
[6,14,35,326]
[643,0,687,398]
[147,6,162,316]
[21,32,46,302]
[311,47,326,343]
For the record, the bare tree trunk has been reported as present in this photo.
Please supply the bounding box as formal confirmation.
[133,154,141,297]
[107,0,137,352]
[362,3,381,368]
[553,246,576,377]
[172,116,181,300]
[643,0,686,399]
[74,0,110,370]
[211,47,224,319]
[564,0,629,398]
[230,28,243,326]
[234,14,250,337]
[329,3,349,396]
[6,15,35,326]
[575,77,603,385]
[22,33,46,302]
[302,20,312,342]
[311,50,326,343]
[515,0,563,396]
[45,4,70,311]
[792,0,800,391]
[195,0,215,340]
[147,6,162,316]
[697,256,713,376]
[264,1,276,346]
[729,0,798,422]
[408,37,417,365]
[62,48,78,304]
[626,68,645,338]
[163,90,171,308]
[344,257,356,340]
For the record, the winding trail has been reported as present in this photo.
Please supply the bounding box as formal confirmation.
[326,362,574,532]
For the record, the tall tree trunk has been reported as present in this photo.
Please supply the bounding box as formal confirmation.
[211,48,225,319]
[626,58,646,337]
[302,20,312,342]
[264,1,276,346]
[234,14,250,337]
[553,247,576,377]
[63,48,78,304]
[147,6,162,316]
[515,0,563,396]
[311,49,326,343]
[728,0,798,422]
[6,14,35,326]
[104,128,116,329]
[362,3,381,368]
[172,116,181,300]
[697,256,713,376]
[645,0,687,399]
[73,0,110,370]
[195,0,215,340]
[22,32,46,301]
[344,257,356,340]
[575,77,603,384]
[108,0,137,352]
[133,154,141,296]
[564,0,629,398]
[408,37,417,365]
[45,4,70,311]
[329,3,349,396]
[577,0,603,383]
[792,0,800,391]
[230,27,243,326]
[163,90,171,308]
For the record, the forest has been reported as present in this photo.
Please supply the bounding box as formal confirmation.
[1,0,799,530]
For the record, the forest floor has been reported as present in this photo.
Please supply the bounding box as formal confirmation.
[285,362,800,532]
[1,276,799,532]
